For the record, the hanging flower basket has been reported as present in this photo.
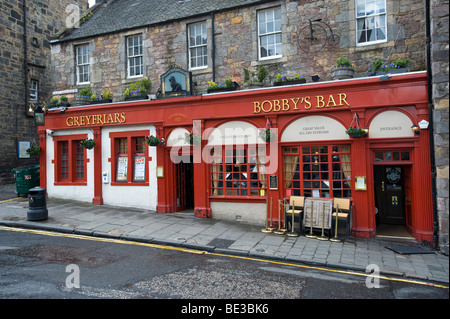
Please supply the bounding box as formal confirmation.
[185,133,202,145]
[259,128,276,142]
[346,112,368,138]
[345,127,367,138]
[26,146,42,156]
[79,138,96,149]
[145,135,160,146]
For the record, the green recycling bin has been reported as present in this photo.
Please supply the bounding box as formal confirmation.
[11,164,40,196]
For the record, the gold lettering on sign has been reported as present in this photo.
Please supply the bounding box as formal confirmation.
[252,93,350,114]
[66,112,126,127]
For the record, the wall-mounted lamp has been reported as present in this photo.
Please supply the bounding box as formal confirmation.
[362,127,369,136]
[411,124,420,135]
[28,102,47,126]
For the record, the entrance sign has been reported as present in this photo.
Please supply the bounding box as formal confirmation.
[281,115,348,142]
[369,110,414,138]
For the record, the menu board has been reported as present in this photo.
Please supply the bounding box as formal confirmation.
[116,156,128,182]
[303,198,333,229]
[133,155,146,182]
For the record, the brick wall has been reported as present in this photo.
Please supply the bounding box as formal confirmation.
[0,0,87,184]
[50,0,427,103]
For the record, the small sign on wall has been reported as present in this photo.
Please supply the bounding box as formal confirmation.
[18,141,31,159]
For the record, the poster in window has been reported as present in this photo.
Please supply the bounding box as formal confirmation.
[116,156,128,182]
[133,155,146,182]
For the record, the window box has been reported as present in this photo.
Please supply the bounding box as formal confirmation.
[273,78,306,86]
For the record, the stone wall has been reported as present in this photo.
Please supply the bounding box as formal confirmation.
[0,0,87,184]
[50,0,427,102]
[431,0,449,255]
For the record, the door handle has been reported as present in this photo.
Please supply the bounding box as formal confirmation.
[381,181,385,192]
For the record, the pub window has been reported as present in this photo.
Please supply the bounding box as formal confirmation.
[210,146,266,197]
[30,80,38,101]
[188,22,207,70]
[110,131,149,185]
[76,44,90,84]
[284,145,352,198]
[375,151,410,162]
[356,0,387,46]
[258,7,282,60]
[127,34,143,78]
[54,135,87,185]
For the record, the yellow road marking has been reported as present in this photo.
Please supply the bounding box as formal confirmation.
[0,197,22,204]
[1,225,448,289]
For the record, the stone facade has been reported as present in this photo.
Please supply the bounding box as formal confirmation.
[50,0,427,102]
[0,0,87,184]
[431,0,449,255]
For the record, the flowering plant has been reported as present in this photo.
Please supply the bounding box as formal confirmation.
[79,138,96,149]
[185,133,202,145]
[275,72,305,83]
[259,128,276,142]
[368,58,410,73]
[26,146,42,156]
[243,65,268,84]
[145,135,160,146]
[332,56,354,69]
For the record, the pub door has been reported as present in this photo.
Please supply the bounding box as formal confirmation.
[374,166,406,226]
[174,156,194,212]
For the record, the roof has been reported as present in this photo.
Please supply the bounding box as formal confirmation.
[57,0,271,42]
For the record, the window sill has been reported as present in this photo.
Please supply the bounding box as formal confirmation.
[209,196,266,203]
[111,182,149,186]
[54,181,87,186]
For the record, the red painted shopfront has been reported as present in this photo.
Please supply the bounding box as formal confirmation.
[39,72,433,244]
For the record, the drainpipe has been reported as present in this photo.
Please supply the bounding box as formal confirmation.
[19,0,28,167]
[425,0,439,250]
[211,12,215,82]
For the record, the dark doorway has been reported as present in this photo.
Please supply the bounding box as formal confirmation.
[374,165,406,226]
[175,156,194,212]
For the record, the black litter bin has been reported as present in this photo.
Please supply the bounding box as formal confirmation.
[27,187,48,221]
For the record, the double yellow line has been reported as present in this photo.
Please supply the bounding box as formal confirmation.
[0,225,448,289]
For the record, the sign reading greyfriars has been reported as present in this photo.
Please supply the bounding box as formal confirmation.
[161,66,192,98]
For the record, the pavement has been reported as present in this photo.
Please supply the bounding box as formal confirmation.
[0,183,448,286]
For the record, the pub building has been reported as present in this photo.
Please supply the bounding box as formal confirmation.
[38,71,433,244]
[38,0,442,246]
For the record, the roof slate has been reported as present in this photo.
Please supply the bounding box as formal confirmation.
[60,0,271,42]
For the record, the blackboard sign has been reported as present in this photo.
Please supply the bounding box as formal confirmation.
[269,175,277,190]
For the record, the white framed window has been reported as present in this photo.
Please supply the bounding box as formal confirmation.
[127,35,143,78]
[76,44,90,84]
[188,22,207,70]
[258,7,282,60]
[356,0,387,46]
[30,80,38,101]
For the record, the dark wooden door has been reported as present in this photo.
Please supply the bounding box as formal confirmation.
[374,166,406,225]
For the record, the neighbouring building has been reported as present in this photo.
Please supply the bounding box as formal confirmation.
[41,0,447,253]
[0,0,88,184]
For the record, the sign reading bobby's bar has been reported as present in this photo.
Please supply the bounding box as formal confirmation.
[66,112,126,127]
[253,93,350,114]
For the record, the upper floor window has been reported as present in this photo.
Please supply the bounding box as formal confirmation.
[127,35,143,78]
[258,7,282,60]
[30,80,38,101]
[356,0,387,45]
[76,44,90,84]
[188,22,207,70]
